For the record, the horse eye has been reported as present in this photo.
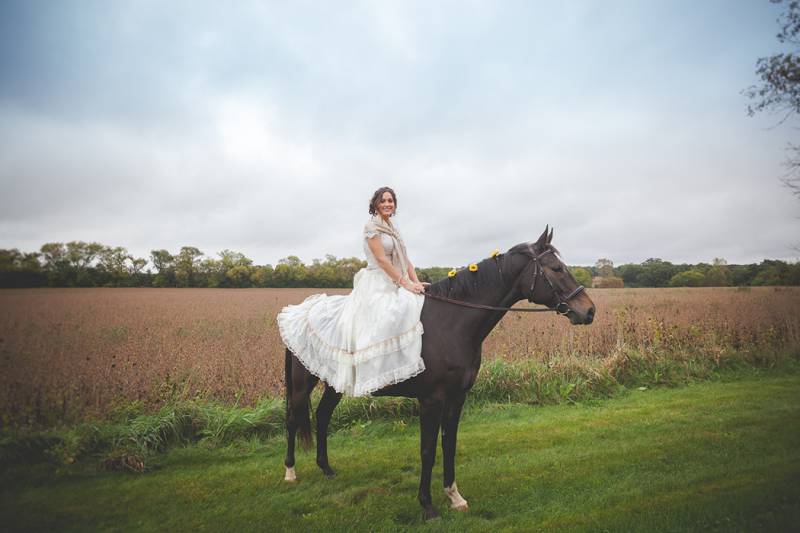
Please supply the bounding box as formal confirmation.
[553,265,563,272]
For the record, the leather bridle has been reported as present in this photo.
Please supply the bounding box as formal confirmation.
[522,245,586,315]
[423,245,585,315]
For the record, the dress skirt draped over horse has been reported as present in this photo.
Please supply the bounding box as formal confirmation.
[277,217,425,397]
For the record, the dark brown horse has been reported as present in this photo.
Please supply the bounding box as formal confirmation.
[283,226,595,520]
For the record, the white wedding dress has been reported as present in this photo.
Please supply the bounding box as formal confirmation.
[277,222,426,397]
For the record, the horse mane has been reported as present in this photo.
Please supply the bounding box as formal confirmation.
[427,256,504,299]
[427,242,562,299]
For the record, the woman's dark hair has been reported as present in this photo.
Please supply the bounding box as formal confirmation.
[368,187,397,216]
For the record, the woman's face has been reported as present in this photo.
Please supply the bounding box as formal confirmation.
[377,191,396,218]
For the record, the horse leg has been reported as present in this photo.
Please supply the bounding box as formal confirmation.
[284,420,297,481]
[441,393,468,511]
[284,350,318,482]
[315,384,342,477]
[418,396,445,521]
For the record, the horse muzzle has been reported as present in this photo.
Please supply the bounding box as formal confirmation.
[566,305,595,325]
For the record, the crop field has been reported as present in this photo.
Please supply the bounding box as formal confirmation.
[1,286,799,425]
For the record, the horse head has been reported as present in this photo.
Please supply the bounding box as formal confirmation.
[508,226,595,325]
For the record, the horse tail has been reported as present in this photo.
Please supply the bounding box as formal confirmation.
[285,348,313,450]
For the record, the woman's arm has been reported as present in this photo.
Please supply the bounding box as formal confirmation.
[404,258,427,291]
[368,236,424,293]
[406,260,419,283]
[406,260,429,286]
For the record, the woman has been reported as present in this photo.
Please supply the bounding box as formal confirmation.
[277,187,427,397]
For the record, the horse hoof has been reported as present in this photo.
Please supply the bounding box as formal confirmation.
[444,482,468,511]
[317,462,337,477]
[423,507,441,521]
[284,466,297,482]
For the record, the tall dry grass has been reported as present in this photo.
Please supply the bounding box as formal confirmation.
[487,286,800,362]
[1,286,798,426]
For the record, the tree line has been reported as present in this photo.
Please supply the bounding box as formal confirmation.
[578,257,800,288]
[1,242,799,289]
[0,242,364,289]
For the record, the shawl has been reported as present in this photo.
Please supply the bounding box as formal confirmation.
[364,215,411,282]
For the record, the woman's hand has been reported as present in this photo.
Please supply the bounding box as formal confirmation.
[412,280,429,292]
[409,276,429,291]
[400,278,425,294]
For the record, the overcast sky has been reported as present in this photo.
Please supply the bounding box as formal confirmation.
[1,0,798,268]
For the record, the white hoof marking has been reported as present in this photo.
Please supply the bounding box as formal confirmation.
[284,466,297,482]
[444,482,468,510]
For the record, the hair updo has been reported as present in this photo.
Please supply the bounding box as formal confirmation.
[368,187,397,216]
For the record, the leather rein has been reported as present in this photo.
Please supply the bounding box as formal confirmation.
[423,246,585,315]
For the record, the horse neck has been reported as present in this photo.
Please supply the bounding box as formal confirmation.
[471,286,521,342]
[431,255,526,342]
[474,256,527,340]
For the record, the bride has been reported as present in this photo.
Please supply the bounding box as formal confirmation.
[277,187,427,397]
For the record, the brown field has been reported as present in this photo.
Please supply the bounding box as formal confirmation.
[1,287,799,425]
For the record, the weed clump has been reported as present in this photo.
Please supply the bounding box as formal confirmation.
[2,347,797,473]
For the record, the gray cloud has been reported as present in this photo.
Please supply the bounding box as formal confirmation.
[0,0,797,269]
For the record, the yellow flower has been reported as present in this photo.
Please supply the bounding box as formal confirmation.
[448,269,457,278]
[490,248,500,258]
[469,263,478,272]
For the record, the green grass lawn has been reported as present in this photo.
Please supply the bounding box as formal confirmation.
[2,371,799,532]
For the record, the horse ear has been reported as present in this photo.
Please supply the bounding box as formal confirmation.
[535,225,549,247]
[547,227,554,244]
